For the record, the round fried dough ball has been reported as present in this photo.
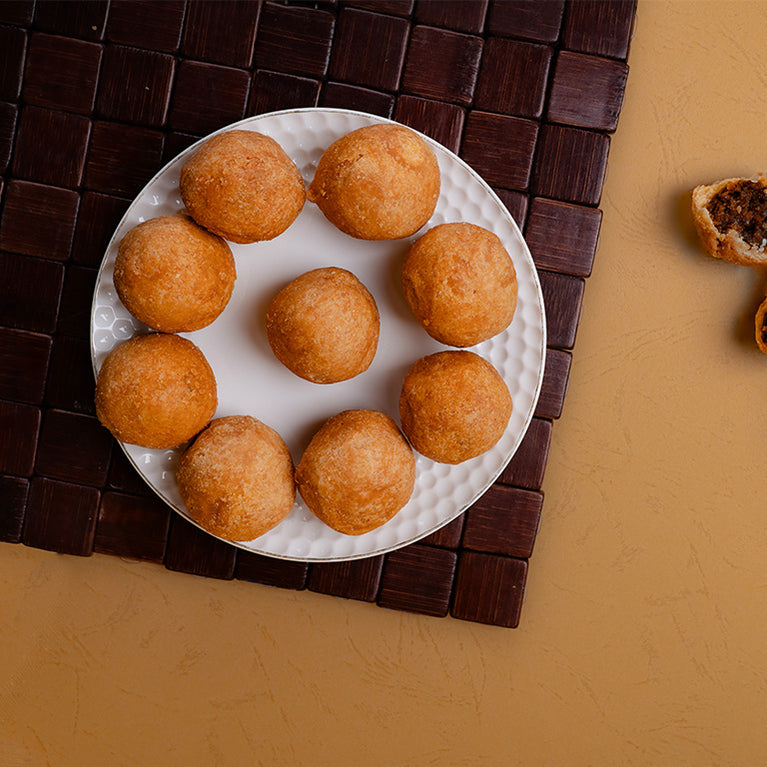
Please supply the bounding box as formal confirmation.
[180,130,305,243]
[296,410,415,535]
[176,415,296,542]
[399,350,512,464]
[95,333,217,449]
[402,222,518,347]
[307,123,440,240]
[114,213,236,333]
[265,267,379,384]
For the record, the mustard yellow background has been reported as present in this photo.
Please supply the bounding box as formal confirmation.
[3,2,767,764]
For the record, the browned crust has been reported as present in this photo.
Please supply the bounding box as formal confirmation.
[180,130,306,243]
[401,222,518,347]
[307,124,440,241]
[691,174,767,266]
[265,267,379,384]
[755,297,767,354]
[399,350,512,465]
[295,409,415,535]
[176,415,295,542]
[114,213,236,333]
[95,333,217,449]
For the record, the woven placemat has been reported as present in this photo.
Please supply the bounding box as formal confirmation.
[0,0,636,628]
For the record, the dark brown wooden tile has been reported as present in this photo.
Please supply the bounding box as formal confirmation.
[419,513,465,549]
[0,180,79,262]
[85,121,164,196]
[308,555,384,602]
[342,0,413,16]
[462,485,542,559]
[562,0,636,61]
[45,336,95,415]
[474,37,552,118]
[532,123,610,206]
[96,44,175,127]
[0,24,27,100]
[163,131,202,165]
[106,0,186,52]
[499,417,552,491]
[0,1,34,26]
[328,8,409,92]
[23,33,102,114]
[182,0,261,68]
[170,60,250,135]
[401,26,482,106]
[22,477,100,556]
[539,269,585,350]
[72,192,131,267]
[0,327,51,405]
[0,101,17,174]
[378,545,457,617]
[0,252,64,333]
[57,265,98,339]
[525,196,602,277]
[394,95,464,154]
[534,348,572,420]
[320,82,394,119]
[414,0,487,33]
[0,475,28,543]
[494,188,528,230]
[107,447,154,497]
[0,401,40,475]
[249,70,320,116]
[164,514,237,580]
[548,50,629,132]
[254,3,335,78]
[35,409,112,487]
[485,0,564,43]
[95,491,171,564]
[11,106,91,188]
[33,0,109,41]
[460,111,538,191]
[236,551,309,590]
[451,551,527,627]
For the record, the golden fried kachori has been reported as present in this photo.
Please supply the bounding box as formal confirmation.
[114,213,236,333]
[180,129,305,243]
[296,409,415,535]
[176,415,295,542]
[307,123,440,240]
[401,222,518,347]
[265,266,379,384]
[399,350,512,464]
[95,333,217,449]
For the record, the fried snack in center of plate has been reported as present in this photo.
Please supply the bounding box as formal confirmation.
[296,409,415,535]
[95,333,217,449]
[180,129,306,243]
[114,213,236,333]
[399,350,512,465]
[307,123,440,240]
[176,415,296,542]
[692,174,767,266]
[265,266,380,384]
[401,222,518,347]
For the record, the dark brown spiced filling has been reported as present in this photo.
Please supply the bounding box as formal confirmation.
[707,180,767,248]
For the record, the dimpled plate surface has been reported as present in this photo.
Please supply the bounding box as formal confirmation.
[90,108,546,562]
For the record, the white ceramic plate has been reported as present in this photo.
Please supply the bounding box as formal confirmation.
[90,108,546,562]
